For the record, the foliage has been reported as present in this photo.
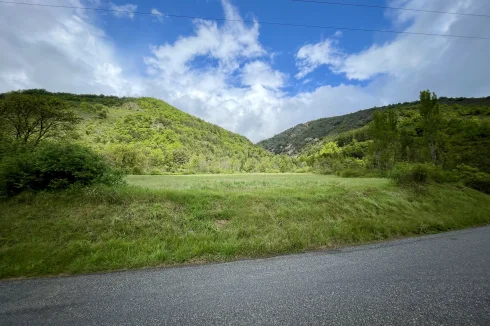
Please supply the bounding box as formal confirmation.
[368,110,398,170]
[389,163,437,186]
[294,90,490,193]
[0,142,122,197]
[0,92,80,145]
[317,141,342,173]
[83,97,300,174]
[15,89,128,107]
[258,96,490,155]
[463,172,490,194]
[419,90,444,164]
[0,90,301,175]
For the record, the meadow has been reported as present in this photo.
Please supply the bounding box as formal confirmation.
[1,174,490,279]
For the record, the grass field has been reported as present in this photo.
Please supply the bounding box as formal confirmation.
[1,174,490,278]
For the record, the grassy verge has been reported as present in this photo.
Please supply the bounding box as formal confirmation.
[1,174,490,278]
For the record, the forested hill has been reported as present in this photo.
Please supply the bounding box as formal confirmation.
[258,96,490,156]
[1,90,294,174]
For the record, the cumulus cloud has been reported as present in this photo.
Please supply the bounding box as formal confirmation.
[0,0,141,96]
[241,61,287,90]
[109,2,137,20]
[295,38,344,79]
[295,1,490,85]
[343,0,490,100]
[145,2,264,76]
[292,0,490,115]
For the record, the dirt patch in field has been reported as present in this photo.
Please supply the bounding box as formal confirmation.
[215,219,230,228]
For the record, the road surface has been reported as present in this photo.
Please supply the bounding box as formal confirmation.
[1,227,490,325]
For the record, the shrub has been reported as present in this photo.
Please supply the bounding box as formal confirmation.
[98,110,108,119]
[390,163,459,186]
[149,168,162,175]
[0,142,123,197]
[389,163,432,186]
[131,166,144,175]
[463,172,490,194]
[453,164,480,178]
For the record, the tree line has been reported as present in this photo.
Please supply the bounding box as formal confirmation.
[300,90,490,192]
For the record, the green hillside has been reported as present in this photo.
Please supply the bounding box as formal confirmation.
[1,90,296,174]
[296,93,490,177]
[258,96,490,156]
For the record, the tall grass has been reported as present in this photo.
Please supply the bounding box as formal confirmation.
[1,174,490,278]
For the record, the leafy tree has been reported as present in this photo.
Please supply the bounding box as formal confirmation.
[368,110,398,170]
[172,148,190,166]
[0,93,79,145]
[419,90,444,165]
[317,141,342,173]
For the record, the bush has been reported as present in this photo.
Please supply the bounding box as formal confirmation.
[389,163,437,186]
[463,172,490,194]
[98,110,108,119]
[453,164,480,178]
[0,142,123,197]
[149,168,162,175]
[390,163,460,187]
[390,163,430,186]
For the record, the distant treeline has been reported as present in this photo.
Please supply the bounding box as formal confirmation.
[259,95,490,156]
[297,91,490,193]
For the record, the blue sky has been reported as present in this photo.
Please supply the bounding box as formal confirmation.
[1,0,490,141]
[103,0,390,91]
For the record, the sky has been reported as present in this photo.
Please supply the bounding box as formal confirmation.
[1,0,490,142]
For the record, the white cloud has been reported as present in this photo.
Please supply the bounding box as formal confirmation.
[151,8,164,22]
[291,0,490,118]
[0,0,140,96]
[109,2,137,20]
[241,61,286,90]
[336,0,490,100]
[295,38,344,79]
[295,1,490,84]
[144,6,265,76]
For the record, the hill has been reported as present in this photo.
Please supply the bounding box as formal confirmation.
[295,94,490,176]
[258,96,490,156]
[1,90,295,174]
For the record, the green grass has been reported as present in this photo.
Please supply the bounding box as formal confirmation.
[1,174,490,279]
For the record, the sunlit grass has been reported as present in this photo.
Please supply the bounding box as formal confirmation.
[1,174,490,278]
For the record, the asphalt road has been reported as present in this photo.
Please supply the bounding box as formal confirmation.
[1,227,490,326]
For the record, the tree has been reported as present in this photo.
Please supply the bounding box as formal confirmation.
[419,90,443,164]
[0,93,79,145]
[318,141,342,173]
[172,148,190,166]
[368,110,398,170]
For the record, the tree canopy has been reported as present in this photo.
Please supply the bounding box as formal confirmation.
[0,92,79,145]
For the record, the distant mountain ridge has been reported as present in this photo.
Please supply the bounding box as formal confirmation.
[258,96,490,156]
